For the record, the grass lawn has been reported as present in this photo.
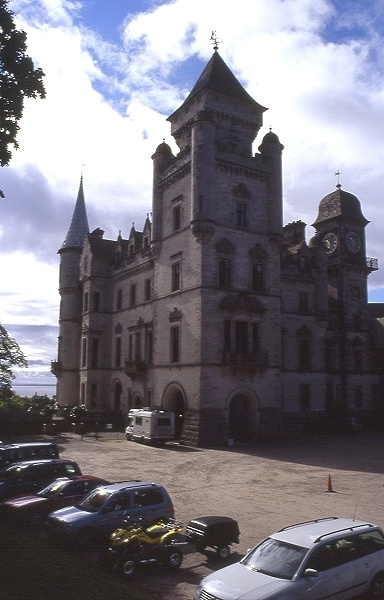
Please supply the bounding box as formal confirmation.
[1,523,155,600]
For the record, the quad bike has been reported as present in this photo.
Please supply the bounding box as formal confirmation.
[100,517,184,578]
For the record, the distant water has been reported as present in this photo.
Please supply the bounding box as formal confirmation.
[12,385,57,399]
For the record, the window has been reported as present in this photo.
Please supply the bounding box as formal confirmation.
[251,323,260,353]
[144,278,151,301]
[236,202,247,227]
[235,321,248,354]
[355,385,363,409]
[146,330,153,364]
[298,328,311,371]
[170,326,180,363]
[252,264,263,291]
[116,289,122,310]
[82,338,87,367]
[90,383,97,408]
[218,258,231,288]
[135,332,141,361]
[224,320,231,352]
[83,292,89,313]
[299,383,311,411]
[91,338,99,368]
[173,205,181,231]
[299,292,309,313]
[143,236,149,252]
[115,337,121,367]
[128,334,133,361]
[93,292,100,312]
[172,262,181,292]
[129,283,136,306]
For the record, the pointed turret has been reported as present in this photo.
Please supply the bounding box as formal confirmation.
[60,175,90,250]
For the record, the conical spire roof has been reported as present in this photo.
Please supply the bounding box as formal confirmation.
[60,175,90,250]
[181,50,267,113]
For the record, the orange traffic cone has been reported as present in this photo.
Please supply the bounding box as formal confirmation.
[325,474,335,493]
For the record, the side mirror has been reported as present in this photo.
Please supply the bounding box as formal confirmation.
[304,568,318,578]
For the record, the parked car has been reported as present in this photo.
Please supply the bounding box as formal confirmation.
[194,517,384,600]
[44,480,175,548]
[0,475,109,529]
[0,459,81,500]
[0,442,59,470]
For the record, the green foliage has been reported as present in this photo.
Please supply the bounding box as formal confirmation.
[0,0,46,167]
[27,394,58,420]
[69,404,87,423]
[0,387,28,411]
[0,322,27,389]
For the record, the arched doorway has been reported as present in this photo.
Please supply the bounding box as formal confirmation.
[229,394,257,442]
[131,393,143,409]
[162,385,186,440]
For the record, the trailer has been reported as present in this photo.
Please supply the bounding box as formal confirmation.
[125,409,175,444]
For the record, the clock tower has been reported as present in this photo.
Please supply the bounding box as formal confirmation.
[311,183,377,416]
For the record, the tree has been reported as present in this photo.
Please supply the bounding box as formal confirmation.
[0,322,27,389]
[0,0,46,168]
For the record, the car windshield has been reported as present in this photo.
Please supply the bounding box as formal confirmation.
[242,538,307,580]
[76,489,110,512]
[37,480,68,497]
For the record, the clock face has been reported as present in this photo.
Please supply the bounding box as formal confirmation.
[323,232,338,254]
[346,231,361,253]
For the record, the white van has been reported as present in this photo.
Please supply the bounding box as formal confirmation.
[125,409,175,444]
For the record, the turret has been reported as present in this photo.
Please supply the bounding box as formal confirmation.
[54,176,90,407]
[259,130,284,236]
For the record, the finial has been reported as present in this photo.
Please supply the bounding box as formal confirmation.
[210,31,221,51]
[335,170,342,189]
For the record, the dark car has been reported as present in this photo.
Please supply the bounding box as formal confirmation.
[0,475,109,529]
[0,459,81,500]
[0,442,59,470]
[44,480,175,547]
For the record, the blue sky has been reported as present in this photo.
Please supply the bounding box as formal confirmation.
[2,0,384,386]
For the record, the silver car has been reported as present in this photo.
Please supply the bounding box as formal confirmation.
[194,517,384,600]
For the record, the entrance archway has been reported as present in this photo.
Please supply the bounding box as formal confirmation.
[229,394,257,442]
[162,385,186,440]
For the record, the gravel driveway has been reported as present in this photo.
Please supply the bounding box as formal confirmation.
[6,429,384,599]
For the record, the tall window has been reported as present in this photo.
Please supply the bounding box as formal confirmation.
[173,205,181,231]
[224,320,231,352]
[144,278,151,301]
[93,292,100,312]
[129,283,136,306]
[128,334,133,361]
[82,338,87,367]
[235,321,248,354]
[170,326,180,363]
[252,264,264,291]
[90,383,97,408]
[91,338,99,368]
[146,330,153,364]
[83,292,89,313]
[298,328,311,372]
[115,337,121,367]
[236,202,247,227]
[116,289,122,310]
[251,323,260,353]
[218,258,231,288]
[299,292,309,313]
[172,262,181,292]
[135,332,141,361]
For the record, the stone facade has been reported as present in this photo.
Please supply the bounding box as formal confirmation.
[52,50,384,446]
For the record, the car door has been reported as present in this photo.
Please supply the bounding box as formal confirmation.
[296,540,358,600]
[93,493,132,536]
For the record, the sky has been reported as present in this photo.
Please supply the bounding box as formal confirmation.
[1,0,384,388]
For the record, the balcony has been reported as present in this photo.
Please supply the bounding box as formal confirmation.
[124,359,147,380]
[50,360,61,376]
[223,351,268,375]
[366,257,379,272]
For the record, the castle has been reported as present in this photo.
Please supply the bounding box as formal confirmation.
[52,49,384,446]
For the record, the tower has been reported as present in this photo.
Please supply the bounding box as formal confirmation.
[312,183,377,414]
[52,175,90,407]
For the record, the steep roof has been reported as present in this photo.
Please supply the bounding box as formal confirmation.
[176,50,267,113]
[312,185,369,227]
[60,175,90,251]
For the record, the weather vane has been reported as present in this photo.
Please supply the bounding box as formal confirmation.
[210,31,222,51]
[335,170,341,188]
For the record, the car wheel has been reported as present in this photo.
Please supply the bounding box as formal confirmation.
[121,558,137,578]
[164,549,183,569]
[369,572,384,599]
[217,545,230,560]
[28,513,44,531]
